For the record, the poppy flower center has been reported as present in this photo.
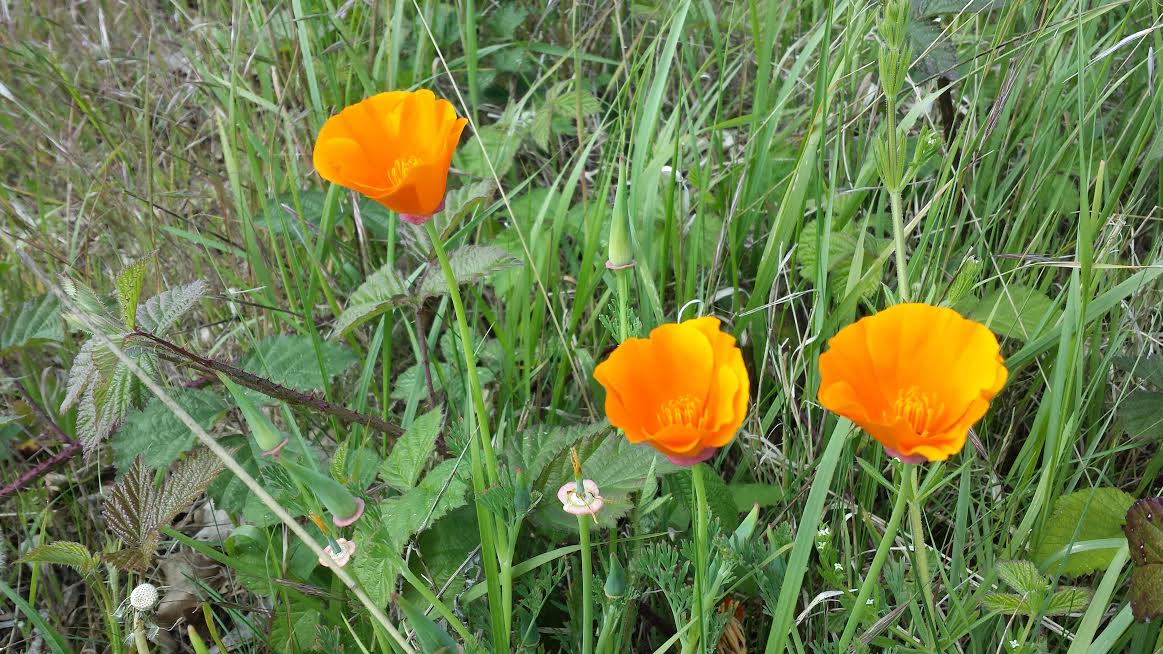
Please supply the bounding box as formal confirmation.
[387,155,423,187]
[888,386,944,435]
[657,394,701,428]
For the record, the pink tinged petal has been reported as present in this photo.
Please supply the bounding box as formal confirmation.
[331,497,366,527]
[665,447,718,467]
[319,538,358,568]
[400,199,445,225]
[881,445,928,465]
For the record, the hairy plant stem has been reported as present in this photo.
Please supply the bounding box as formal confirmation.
[835,463,912,652]
[0,366,82,501]
[906,466,937,637]
[615,270,631,340]
[885,95,909,302]
[579,513,595,654]
[423,220,509,652]
[133,613,150,654]
[689,465,710,654]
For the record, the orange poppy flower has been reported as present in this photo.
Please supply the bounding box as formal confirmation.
[312,89,468,223]
[817,303,1008,463]
[594,317,750,466]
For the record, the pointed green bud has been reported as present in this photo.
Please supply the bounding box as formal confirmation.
[731,503,761,549]
[281,459,365,526]
[514,467,531,515]
[604,554,628,600]
[607,163,635,270]
[218,374,286,455]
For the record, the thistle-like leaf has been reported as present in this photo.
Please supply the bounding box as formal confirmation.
[980,592,1030,616]
[136,280,207,336]
[1044,587,1092,616]
[116,257,150,330]
[330,263,411,338]
[18,541,99,575]
[155,448,224,532]
[61,339,98,412]
[0,294,64,353]
[996,559,1047,595]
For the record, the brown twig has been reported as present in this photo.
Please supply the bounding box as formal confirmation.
[132,330,403,436]
[0,366,82,502]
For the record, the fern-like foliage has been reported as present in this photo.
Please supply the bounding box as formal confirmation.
[103,450,223,572]
[58,269,206,454]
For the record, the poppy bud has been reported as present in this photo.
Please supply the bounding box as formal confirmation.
[604,554,628,599]
[281,460,365,526]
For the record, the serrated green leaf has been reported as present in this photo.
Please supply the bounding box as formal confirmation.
[443,179,496,224]
[381,407,444,490]
[509,421,609,488]
[1120,390,1163,440]
[980,592,1031,616]
[956,284,1062,342]
[1127,498,1163,565]
[112,389,227,470]
[18,541,98,575]
[239,336,356,404]
[1114,356,1163,392]
[672,464,742,531]
[1045,587,1092,616]
[1034,487,1136,576]
[330,262,411,337]
[351,519,397,607]
[135,280,207,336]
[383,459,469,550]
[416,506,479,589]
[996,559,1047,595]
[115,258,148,330]
[0,294,64,353]
[418,245,521,297]
[913,0,1010,16]
[731,483,783,512]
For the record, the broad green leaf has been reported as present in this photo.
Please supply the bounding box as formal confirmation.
[207,437,280,527]
[454,122,522,178]
[381,407,444,491]
[330,262,411,337]
[115,258,149,330]
[1034,487,1136,576]
[380,459,470,552]
[443,179,496,224]
[508,421,608,488]
[256,191,327,243]
[731,483,783,512]
[996,559,1047,595]
[907,20,961,80]
[112,389,227,470]
[269,596,323,652]
[795,219,880,300]
[396,595,458,653]
[351,520,397,607]
[0,294,64,352]
[1126,498,1163,621]
[1114,355,1163,392]
[417,245,521,298]
[671,464,743,531]
[1119,390,1163,440]
[913,0,1010,15]
[980,592,1030,616]
[18,541,98,575]
[239,335,356,404]
[957,284,1061,342]
[1045,587,1092,616]
[416,506,480,589]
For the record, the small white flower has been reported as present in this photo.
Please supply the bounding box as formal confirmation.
[907,544,915,552]
[817,526,830,537]
[865,598,874,605]
[319,538,358,568]
[129,583,159,612]
[1009,640,1020,649]
[834,563,843,571]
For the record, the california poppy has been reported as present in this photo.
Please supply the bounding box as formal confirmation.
[312,89,467,223]
[594,317,750,466]
[817,303,1007,462]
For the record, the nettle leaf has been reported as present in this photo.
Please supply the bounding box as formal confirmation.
[112,389,227,470]
[795,219,881,300]
[980,593,1029,616]
[455,122,523,178]
[103,451,223,571]
[351,520,397,607]
[136,280,207,336]
[381,407,444,491]
[330,262,411,338]
[1034,487,1135,576]
[1114,356,1163,391]
[269,596,323,652]
[61,340,98,412]
[381,459,470,552]
[996,559,1047,595]
[443,179,496,224]
[1126,498,1163,622]
[239,335,356,404]
[913,0,1010,16]
[956,284,1061,342]
[0,294,64,353]
[1120,390,1163,440]
[18,541,99,575]
[417,245,521,298]
[509,421,609,488]
[1045,587,1092,616]
[115,257,149,330]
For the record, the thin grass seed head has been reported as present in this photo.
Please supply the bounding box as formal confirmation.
[593,317,750,466]
[818,303,1008,462]
[312,90,467,223]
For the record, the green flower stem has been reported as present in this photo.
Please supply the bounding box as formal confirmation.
[577,512,595,654]
[133,613,151,654]
[906,466,937,636]
[615,270,631,341]
[691,464,710,653]
[835,463,912,652]
[423,220,508,651]
[393,549,480,648]
[595,606,618,654]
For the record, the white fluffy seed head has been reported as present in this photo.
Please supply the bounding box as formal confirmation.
[129,583,159,611]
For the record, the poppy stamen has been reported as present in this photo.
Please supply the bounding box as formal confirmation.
[657,394,701,428]
[889,386,944,436]
[388,156,423,188]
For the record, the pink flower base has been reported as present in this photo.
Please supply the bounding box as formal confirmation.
[400,199,445,225]
[605,259,637,271]
[331,497,366,527]
[558,480,604,516]
[665,447,717,467]
[883,446,927,465]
